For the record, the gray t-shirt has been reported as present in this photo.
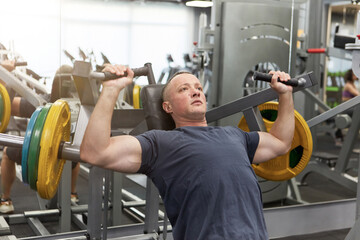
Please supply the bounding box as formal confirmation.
[136,126,268,240]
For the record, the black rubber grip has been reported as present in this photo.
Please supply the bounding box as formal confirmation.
[253,71,305,87]
[103,66,149,81]
[15,61,27,67]
[103,71,127,80]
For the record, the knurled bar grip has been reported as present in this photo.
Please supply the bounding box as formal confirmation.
[90,63,156,84]
[253,71,306,87]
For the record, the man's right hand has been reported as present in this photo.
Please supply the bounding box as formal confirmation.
[101,64,134,90]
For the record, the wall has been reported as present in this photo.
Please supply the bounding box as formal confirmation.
[0,0,196,86]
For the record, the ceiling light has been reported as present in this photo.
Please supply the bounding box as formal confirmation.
[185,0,213,8]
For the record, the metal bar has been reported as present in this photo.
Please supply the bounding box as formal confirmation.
[297,161,358,191]
[302,88,331,111]
[20,223,160,239]
[71,204,90,214]
[111,172,124,226]
[123,208,145,224]
[357,154,360,221]
[265,198,356,238]
[59,161,71,232]
[27,217,50,236]
[102,170,111,240]
[24,209,60,218]
[243,107,267,131]
[87,166,105,239]
[0,133,25,148]
[0,133,84,163]
[0,216,11,236]
[71,214,87,230]
[144,62,156,85]
[123,200,147,208]
[60,143,82,163]
[334,105,360,173]
[206,71,316,123]
[143,178,159,234]
[345,219,360,240]
[307,96,360,128]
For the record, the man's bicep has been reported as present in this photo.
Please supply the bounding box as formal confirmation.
[107,135,143,173]
[253,132,283,164]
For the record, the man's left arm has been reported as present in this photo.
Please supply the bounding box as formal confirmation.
[253,71,294,164]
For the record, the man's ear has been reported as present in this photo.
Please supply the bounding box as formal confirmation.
[162,101,172,114]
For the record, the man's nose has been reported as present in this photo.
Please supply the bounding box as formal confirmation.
[192,88,200,97]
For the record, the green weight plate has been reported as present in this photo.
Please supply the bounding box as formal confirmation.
[28,103,51,190]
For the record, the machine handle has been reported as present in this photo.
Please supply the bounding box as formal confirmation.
[91,63,156,85]
[253,71,306,87]
[102,66,149,80]
[14,61,27,67]
[307,48,326,54]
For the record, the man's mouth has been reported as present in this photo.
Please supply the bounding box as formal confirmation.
[192,100,202,105]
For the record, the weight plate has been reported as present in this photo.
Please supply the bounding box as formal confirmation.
[133,84,141,109]
[28,104,51,190]
[238,101,313,181]
[37,99,71,199]
[0,94,4,123]
[0,83,11,133]
[21,106,42,184]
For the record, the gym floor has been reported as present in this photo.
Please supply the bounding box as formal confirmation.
[0,130,359,239]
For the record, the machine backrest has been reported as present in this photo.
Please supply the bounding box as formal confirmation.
[140,84,175,130]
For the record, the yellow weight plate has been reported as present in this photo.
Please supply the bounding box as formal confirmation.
[37,99,71,199]
[0,83,11,133]
[238,102,313,181]
[133,84,141,109]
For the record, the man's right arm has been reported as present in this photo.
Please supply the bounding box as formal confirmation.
[80,65,142,173]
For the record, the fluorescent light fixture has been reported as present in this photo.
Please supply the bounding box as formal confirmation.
[185,0,213,8]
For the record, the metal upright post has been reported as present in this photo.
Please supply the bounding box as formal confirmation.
[344,10,360,240]
[111,172,124,226]
[59,161,71,232]
[143,178,159,234]
[87,166,105,239]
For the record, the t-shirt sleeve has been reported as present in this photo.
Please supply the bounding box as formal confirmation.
[244,131,259,163]
[134,131,158,175]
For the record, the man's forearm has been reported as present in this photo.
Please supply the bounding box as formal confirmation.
[269,92,294,149]
[80,86,121,164]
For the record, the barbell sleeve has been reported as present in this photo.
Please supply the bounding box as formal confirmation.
[0,133,24,148]
[253,71,306,87]
[0,133,83,163]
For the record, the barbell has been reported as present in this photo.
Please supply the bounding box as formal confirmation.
[0,62,155,199]
[238,101,313,181]
[0,99,75,199]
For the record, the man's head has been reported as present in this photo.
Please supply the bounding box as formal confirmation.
[161,71,207,127]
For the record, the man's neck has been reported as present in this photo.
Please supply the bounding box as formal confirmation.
[175,119,208,128]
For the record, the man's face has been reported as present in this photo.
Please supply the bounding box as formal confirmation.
[162,74,207,122]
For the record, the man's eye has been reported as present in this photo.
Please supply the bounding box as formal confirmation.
[198,87,203,91]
